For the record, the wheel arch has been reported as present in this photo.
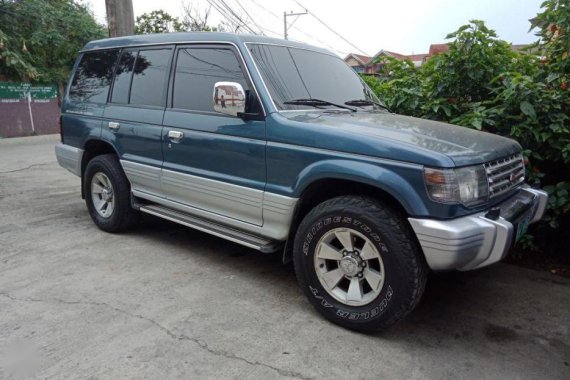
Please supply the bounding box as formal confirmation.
[281,160,428,263]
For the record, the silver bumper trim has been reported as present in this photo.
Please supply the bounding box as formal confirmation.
[55,143,83,177]
[409,187,548,271]
[526,188,548,224]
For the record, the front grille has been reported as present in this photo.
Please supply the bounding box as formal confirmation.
[485,153,525,198]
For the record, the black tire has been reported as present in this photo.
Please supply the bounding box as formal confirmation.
[293,195,427,331]
[84,154,138,232]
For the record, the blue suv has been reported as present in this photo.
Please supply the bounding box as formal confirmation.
[56,33,547,331]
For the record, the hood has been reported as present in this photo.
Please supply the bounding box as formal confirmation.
[280,111,521,166]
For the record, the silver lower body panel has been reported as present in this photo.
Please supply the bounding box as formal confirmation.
[55,143,83,177]
[409,187,548,271]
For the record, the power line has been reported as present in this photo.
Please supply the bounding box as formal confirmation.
[205,0,255,34]
[293,0,369,56]
[209,0,252,33]
[234,0,265,35]
[246,0,280,19]
[203,0,236,29]
[217,0,258,34]
[230,0,282,37]
[243,0,349,56]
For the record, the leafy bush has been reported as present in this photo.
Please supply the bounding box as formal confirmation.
[362,0,570,249]
[0,0,106,85]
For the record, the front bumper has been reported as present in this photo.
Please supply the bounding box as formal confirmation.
[408,187,548,271]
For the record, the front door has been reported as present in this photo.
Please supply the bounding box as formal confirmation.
[162,44,266,226]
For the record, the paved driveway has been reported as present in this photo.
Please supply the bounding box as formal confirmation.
[1,135,569,379]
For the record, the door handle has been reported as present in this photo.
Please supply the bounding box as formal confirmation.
[168,130,184,140]
[108,121,120,131]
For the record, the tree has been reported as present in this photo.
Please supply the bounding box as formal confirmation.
[0,0,106,88]
[362,9,570,251]
[134,10,184,34]
[135,6,224,34]
[181,3,221,32]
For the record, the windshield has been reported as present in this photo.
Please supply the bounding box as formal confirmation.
[248,44,383,111]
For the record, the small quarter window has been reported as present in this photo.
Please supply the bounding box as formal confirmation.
[110,50,136,104]
[69,50,119,104]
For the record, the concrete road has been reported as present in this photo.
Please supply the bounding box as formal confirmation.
[1,135,569,380]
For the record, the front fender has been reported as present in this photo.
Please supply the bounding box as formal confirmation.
[292,159,429,216]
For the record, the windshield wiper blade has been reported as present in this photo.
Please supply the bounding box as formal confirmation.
[344,99,391,113]
[284,98,356,112]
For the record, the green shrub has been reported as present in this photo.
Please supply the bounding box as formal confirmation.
[362,1,570,249]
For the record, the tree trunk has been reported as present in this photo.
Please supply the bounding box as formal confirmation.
[105,0,135,37]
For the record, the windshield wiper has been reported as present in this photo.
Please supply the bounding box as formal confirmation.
[284,98,356,112]
[344,99,391,113]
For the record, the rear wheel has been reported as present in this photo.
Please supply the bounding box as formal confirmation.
[84,154,137,232]
[293,196,427,331]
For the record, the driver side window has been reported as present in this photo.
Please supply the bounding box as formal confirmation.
[172,47,260,114]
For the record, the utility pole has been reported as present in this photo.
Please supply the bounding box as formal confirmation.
[105,0,135,37]
[283,10,307,40]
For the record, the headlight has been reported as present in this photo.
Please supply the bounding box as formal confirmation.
[424,165,489,206]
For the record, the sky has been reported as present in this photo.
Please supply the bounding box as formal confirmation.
[86,0,544,57]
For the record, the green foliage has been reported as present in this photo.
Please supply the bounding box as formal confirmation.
[532,0,570,77]
[135,8,219,34]
[134,10,184,34]
[0,0,106,84]
[428,20,516,112]
[362,3,570,244]
[544,182,570,228]
[362,58,424,117]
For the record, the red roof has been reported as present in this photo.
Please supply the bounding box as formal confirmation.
[353,54,371,64]
[428,43,449,55]
[344,53,371,65]
[384,51,407,60]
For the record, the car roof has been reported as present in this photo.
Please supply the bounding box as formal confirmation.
[81,32,333,56]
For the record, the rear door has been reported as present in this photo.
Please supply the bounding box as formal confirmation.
[102,46,173,197]
[162,44,266,226]
[64,49,120,148]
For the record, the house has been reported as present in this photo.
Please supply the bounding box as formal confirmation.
[428,43,449,56]
[406,53,430,67]
[344,43,450,74]
[345,41,534,75]
[362,50,408,73]
[344,53,371,73]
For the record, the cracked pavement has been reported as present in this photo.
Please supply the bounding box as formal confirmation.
[0,135,569,379]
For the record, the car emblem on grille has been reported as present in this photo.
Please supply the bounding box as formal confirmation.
[509,173,516,182]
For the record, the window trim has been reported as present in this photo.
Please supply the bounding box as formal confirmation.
[79,41,266,116]
[67,49,120,105]
[168,42,265,118]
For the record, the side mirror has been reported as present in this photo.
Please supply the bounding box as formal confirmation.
[213,81,245,117]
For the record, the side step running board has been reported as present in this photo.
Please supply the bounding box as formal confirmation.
[139,204,282,253]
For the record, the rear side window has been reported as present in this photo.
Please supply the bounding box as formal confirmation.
[69,50,119,104]
[172,47,249,112]
[129,49,171,107]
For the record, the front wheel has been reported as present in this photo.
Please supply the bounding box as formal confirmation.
[293,196,427,331]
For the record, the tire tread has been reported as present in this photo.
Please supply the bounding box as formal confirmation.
[293,195,427,331]
[84,154,138,232]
